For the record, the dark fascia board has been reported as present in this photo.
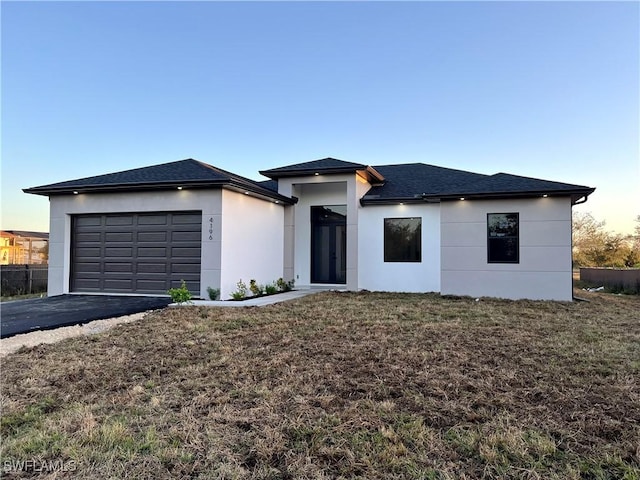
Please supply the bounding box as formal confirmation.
[224,180,297,204]
[360,166,386,184]
[360,195,436,206]
[360,188,596,206]
[259,165,358,178]
[23,180,296,205]
[435,188,596,205]
[259,165,385,183]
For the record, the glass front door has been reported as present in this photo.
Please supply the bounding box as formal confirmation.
[311,205,347,284]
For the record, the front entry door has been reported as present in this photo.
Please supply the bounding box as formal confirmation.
[311,205,347,284]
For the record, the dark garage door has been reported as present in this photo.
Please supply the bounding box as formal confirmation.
[71,211,202,294]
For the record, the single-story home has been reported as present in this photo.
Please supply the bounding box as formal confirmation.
[24,157,594,301]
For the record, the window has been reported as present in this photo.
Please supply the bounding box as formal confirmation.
[487,213,519,263]
[384,217,421,262]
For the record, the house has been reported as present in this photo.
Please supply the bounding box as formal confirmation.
[24,158,594,301]
[0,230,49,265]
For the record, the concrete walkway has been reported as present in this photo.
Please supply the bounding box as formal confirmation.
[170,289,324,308]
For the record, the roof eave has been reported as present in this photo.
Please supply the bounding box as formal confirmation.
[224,180,296,204]
[360,188,596,206]
[23,180,296,205]
[23,180,228,196]
[436,188,596,204]
[360,196,435,206]
[259,166,367,180]
[359,166,386,184]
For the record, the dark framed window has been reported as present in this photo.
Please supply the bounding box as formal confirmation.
[487,213,519,263]
[384,217,421,262]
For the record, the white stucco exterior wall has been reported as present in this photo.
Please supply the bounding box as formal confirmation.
[290,181,348,288]
[358,203,441,293]
[219,190,284,300]
[47,189,223,298]
[277,174,363,290]
[440,197,573,301]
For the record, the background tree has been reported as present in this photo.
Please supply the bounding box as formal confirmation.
[572,212,638,268]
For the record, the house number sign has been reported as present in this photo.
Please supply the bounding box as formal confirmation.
[203,215,218,242]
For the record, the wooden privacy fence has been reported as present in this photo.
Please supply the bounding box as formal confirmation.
[0,264,48,296]
[580,267,640,294]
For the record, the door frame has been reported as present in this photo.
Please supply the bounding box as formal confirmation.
[310,205,347,284]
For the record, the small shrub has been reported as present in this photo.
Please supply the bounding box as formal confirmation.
[265,283,278,295]
[231,280,247,300]
[207,287,220,301]
[249,279,264,297]
[276,278,295,292]
[168,280,192,304]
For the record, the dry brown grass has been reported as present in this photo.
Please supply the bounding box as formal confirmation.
[1,291,639,479]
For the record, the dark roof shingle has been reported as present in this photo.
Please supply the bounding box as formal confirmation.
[361,163,594,204]
[24,157,594,205]
[23,158,294,203]
[260,158,368,179]
[365,163,489,199]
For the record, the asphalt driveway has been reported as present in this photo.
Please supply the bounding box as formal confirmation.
[1,295,172,338]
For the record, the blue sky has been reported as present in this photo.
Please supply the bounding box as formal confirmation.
[2,1,638,234]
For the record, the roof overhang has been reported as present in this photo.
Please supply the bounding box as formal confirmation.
[361,188,596,206]
[23,180,296,205]
[260,165,385,184]
[435,188,596,205]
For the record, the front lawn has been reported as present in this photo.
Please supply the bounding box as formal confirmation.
[1,291,638,479]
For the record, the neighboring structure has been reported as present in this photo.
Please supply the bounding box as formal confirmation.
[24,158,594,301]
[0,230,49,265]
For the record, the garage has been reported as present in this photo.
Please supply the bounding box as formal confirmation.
[71,211,202,295]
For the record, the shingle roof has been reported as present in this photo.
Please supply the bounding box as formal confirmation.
[259,158,369,178]
[449,172,594,195]
[257,179,279,192]
[361,163,594,204]
[24,157,594,205]
[364,163,488,199]
[23,159,294,204]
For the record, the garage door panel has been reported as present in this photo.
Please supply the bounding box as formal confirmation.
[137,231,167,242]
[75,232,102,242]
[105,247,133,257]
[171,247,201,257]
[76,247,101,257]
[138,215,169,226]
[170,258,200,265]
[104,279,134,290]
[76,216,102,227]
[169,277,200,288]
[138,247,167,257]
[172,214,201,225]
[137,263,167,274]
[74,262,101,273]
[172,231,201,242]
[72,211,201,295]
[73,276,101,289]
[104,262,133,273]
[106,216,134,226]
[105,232,133,242]
[136,279,171,291]
[171,263,200,273]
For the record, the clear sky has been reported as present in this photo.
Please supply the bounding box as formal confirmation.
[2,1,638,234]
